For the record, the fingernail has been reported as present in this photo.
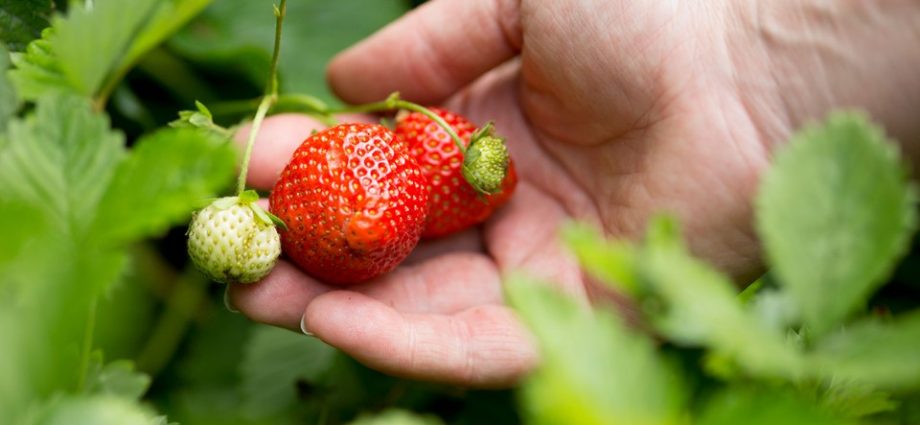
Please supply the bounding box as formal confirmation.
[300,314,314,337]
[223,287,239,313]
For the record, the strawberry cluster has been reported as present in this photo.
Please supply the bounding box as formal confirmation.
[268,108,517,284]
[188,105,516,285]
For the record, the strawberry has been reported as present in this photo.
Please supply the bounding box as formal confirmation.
[269,123,429,284]
[394,108,517,239]
[187,194,282,284]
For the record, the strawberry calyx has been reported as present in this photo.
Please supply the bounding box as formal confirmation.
[210,190,288,231]
[240,189,288,230]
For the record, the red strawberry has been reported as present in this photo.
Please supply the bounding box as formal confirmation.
[395,108,517,239]
[269,123,429,284]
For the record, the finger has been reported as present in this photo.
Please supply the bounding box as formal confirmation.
[233,113,376,190]
[327,0,522,104]
[229,252,504,331]
[352,252,503,314]
[227,260,331,331]
[304,291,538,387]
[404,228,483,265]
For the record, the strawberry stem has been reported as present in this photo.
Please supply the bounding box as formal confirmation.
[76,297,98,392]
[329,93,468,154]
[237,0,287,196]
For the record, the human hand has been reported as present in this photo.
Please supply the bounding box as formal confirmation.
[229,0,920,387]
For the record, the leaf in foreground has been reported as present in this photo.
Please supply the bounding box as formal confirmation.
[757,112,916,335]
[506,276,685,425]
[811,310,920,390]
[638,216,806,380]
[697,388,854,425]
[31,395,159,425]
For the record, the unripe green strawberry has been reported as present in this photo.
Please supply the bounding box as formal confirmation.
[187,195,282,283]
[462,126,510,195]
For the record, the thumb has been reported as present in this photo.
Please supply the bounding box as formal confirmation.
[327,0,522,105]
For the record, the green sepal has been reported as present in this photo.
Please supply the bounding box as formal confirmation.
[169,100,232,139]
[265,210,288,231]
[194,100,212,119]
[241,189,287,230]
[248,202,272,226]
[211,197,238,210]
[239,189,260,204]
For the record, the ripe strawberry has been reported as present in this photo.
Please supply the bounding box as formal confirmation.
[269,123,429,284]
[187,195,282,284]
[394,108,517,239]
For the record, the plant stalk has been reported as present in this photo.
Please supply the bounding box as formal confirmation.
[76,297,98,391]
[236,0,287,196]
[328,95,468,153]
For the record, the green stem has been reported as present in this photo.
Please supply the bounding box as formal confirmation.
[76,297,98,391]
[236,95,274,194]
[329,95,467,153]
[266,0,285,96]
[236,0,287,196]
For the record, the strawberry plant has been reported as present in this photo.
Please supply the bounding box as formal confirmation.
[1,1,919,425]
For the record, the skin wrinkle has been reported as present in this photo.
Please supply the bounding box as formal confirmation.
[496,0,523,51]
[456,314,476,384]
[402,313,419,375]
[745,1,797,149]
[482,64,604,225]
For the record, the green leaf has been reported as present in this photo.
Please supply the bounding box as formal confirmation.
[0,93,123,239]
[0,93,129,419]
[0,0,52,51]
[171,0,408,103]
[32,395,159,425]
[11,0,211,102]
[0,200,45,267]
[697,388,855,425]
[86,359,152,402]
[563,221,638,295]
[238,325,336,418]
[118,0,213,76]
[638,216,806,380]
[51,0,160,96]
[819,383,898,418]
[348,410,444,425]
[506,276,685,425]
[811,310,920,390]
[94,127,235,243]
[7,29,70,102]
[757,112,916,334]
[0,43,18,131]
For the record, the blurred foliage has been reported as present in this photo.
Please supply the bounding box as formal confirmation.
[1,1,919,425]
[169,0,406,105]
[0,0,52,51]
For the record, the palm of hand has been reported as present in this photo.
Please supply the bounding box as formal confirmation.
[231,0,779,387]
